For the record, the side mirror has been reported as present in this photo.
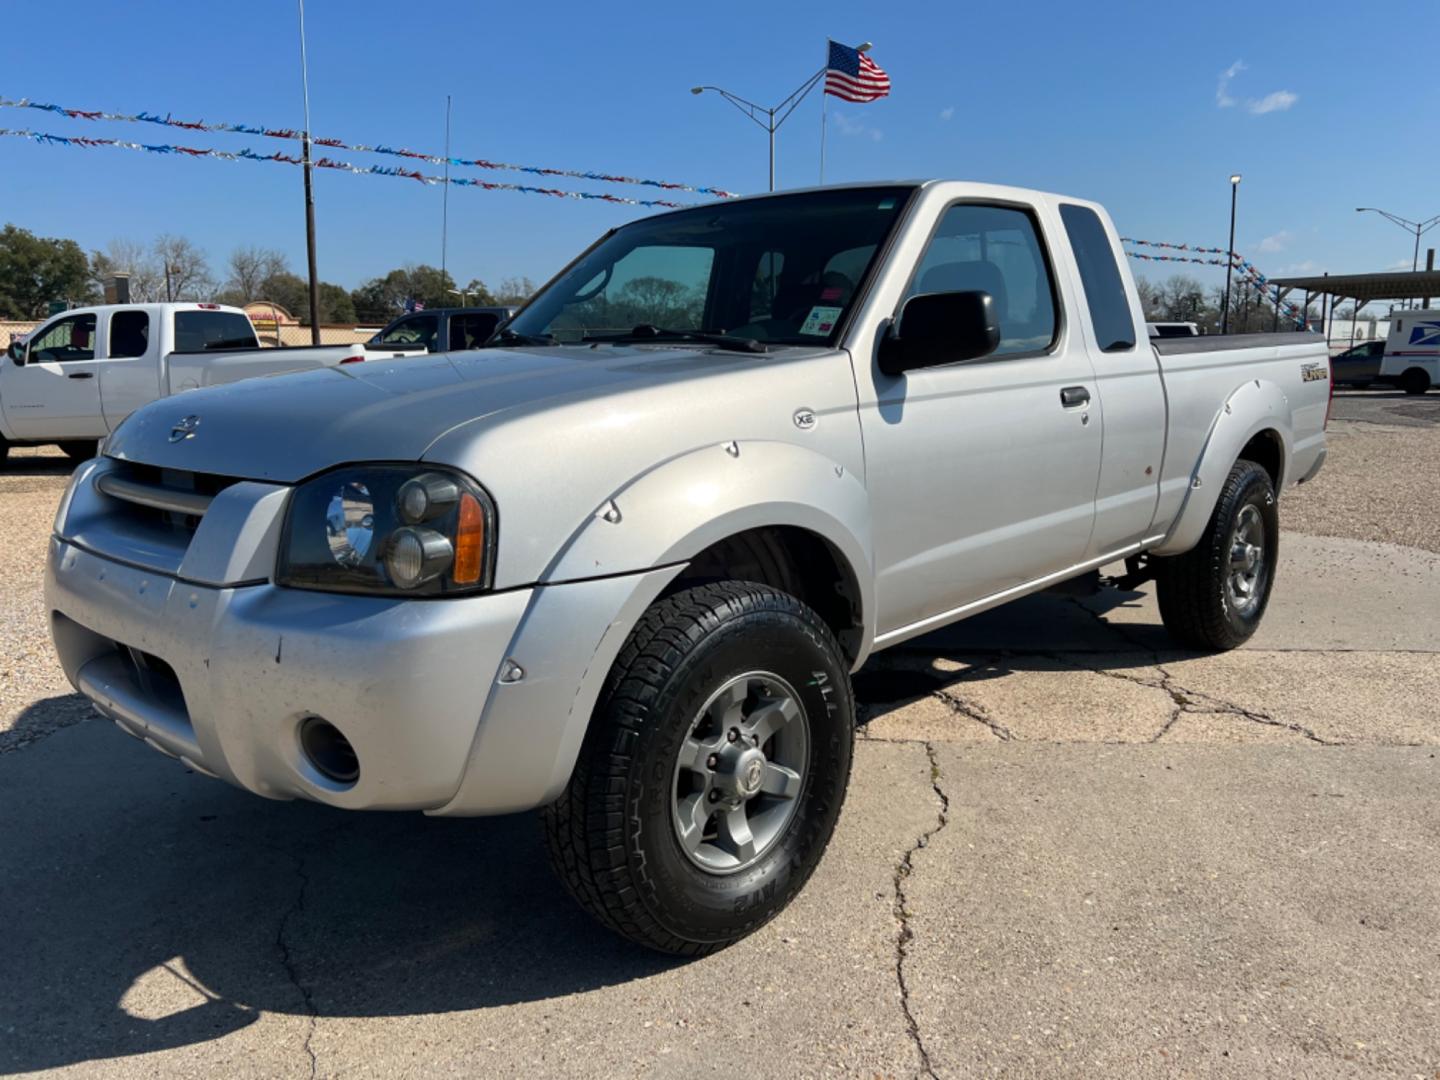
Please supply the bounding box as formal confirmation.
[879,290,1000,376]
[6,340,25,365]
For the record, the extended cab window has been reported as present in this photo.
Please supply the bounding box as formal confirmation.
[907,204,1057,358]
[1060,204,1135,352]
[449,313,501,350]
[28,313,97,362]
[173,311,259,352]
[109,310,150,358]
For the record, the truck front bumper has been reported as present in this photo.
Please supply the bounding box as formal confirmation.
[46,538,680,814]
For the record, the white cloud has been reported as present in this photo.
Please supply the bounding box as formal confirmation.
[1216,60,1246,107]
[1386,258,1414,271]
[1277,260,1320,275]
[1255,230,1292,254]
[1248,90,1298,114]
[1216,60,1298,115]
[939,106,955,122]
[832,110,883,142]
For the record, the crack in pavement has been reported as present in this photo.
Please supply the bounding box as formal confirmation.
[935,686,1013,741]
[1054,598,1337,745]
[273,849,319,1080]
[892,742,950,1080]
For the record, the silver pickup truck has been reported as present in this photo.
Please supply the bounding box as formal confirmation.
[44,181,1329,954]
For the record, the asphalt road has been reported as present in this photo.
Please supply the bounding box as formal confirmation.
[2,392,1438,1078]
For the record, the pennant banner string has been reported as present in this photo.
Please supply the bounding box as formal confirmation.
[0,127,694,208]
[1123,247,1306,323]
[0,95,739,198]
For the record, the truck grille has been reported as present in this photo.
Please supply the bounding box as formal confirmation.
[95,461,241,537]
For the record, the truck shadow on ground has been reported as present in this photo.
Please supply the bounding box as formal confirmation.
[0,726,681,1075]
[852,585,1195,724]
[0,455,77,478]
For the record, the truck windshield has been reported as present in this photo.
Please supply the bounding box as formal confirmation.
[173,311,260,352]
[504,186,916,347]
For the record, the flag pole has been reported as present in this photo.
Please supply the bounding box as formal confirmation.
[819,40,829,185]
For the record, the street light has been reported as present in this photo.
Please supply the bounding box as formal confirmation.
[1355,207,1440,309]
[448,287,470,306]
[691,45,870,192]
[1221,174,1241,335]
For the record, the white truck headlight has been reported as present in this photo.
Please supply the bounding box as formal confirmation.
[278,465,495,595]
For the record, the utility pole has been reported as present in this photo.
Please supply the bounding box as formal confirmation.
[298,0,321,344]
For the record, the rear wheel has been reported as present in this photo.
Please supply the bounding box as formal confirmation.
[59,440,99,462]
[542,581,854,955]
[1156,459,1278,651]
[1400,368,1431,395]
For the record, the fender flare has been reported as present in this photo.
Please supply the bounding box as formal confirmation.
[545,439,876,653]
[1150,378,1292,557]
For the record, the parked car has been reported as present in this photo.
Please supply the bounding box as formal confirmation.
[369,306,516,353]
[1380,309,1440,394]
[1146,321,1201,338]
[45,181,1329,954]
[1330,340,1386,388]
[1,303,426,465]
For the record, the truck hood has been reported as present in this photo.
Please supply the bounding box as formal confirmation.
[105,346,798,482]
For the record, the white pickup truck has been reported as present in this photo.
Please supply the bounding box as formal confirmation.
[46,182,1330,954]
[1,303,425,465]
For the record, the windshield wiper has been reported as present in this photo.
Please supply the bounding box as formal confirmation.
[489,327,557,347]
[582,325,766,354]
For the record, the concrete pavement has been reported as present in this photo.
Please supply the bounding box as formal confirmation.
[2,527,1437,1078]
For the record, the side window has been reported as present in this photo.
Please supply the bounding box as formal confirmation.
[907,204,1057,357]
[449,313,500,350]
[1060,204,1136,352]
[380,315,439,349]
[109,310,150,359]
[28,314,98,363]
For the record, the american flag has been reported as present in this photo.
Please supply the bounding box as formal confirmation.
[824,40,890,103]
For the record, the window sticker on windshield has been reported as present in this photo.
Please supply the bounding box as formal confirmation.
[800,305,843,336]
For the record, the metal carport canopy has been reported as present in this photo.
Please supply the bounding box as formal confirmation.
[1268,269,1440,303]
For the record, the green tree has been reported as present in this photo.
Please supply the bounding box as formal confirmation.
[350,265,458,321]
[0,224,96,317]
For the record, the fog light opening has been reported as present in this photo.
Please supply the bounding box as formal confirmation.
[299,717,360,785]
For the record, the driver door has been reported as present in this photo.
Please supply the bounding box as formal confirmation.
[5,312,106,438]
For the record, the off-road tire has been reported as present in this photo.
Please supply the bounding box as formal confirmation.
[541,581,854,956]
[58,440,99,462]
[1156,458,1278,651]
[1400,368,1431,395]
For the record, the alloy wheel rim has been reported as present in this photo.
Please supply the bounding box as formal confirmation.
[670,671,809,875]
[1226,503,1267,615]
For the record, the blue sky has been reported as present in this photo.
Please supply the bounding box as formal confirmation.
[2,0,1436,296]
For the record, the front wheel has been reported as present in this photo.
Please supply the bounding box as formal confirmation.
[542,582,855,955]
[1155,459,1279,651]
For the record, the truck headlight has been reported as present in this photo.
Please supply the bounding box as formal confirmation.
[277,464,495,595]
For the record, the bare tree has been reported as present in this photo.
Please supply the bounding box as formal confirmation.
[91,238,164,301]
[153,235,214,301]
[225,246,289,303]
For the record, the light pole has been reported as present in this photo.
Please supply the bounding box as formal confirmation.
[1221,173,1241,335]
[690,45,870,192]
[448,287,470,307]
[1355,207,1440,309]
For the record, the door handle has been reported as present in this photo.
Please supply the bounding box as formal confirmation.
[1060,385,1090,408]
[67,371,94,380]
